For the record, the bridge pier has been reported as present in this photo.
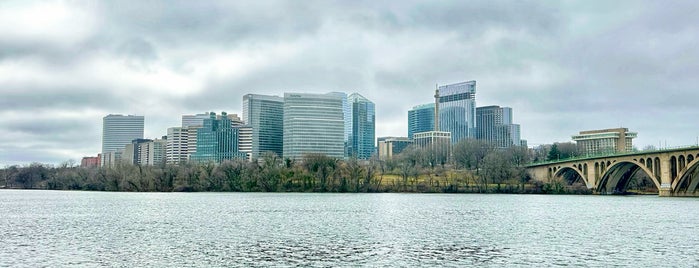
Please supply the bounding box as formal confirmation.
[659,184,673,197]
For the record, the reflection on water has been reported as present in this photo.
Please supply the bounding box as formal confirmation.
[1,191,698,267]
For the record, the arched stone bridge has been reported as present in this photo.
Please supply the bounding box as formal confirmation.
[526,146,699,196]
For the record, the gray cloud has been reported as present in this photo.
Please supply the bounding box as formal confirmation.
[2,0,699,165]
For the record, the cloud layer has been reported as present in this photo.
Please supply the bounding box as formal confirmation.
[2,0,699,165]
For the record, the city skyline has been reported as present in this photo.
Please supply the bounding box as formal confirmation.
[3,1,699,165]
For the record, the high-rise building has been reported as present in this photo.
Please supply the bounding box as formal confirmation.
[283,93,345,161]
[328,92,352,157]
[572,128,637,155]
[347,93,375,159]
[243,94,284,159]
[377,137,412,160]
[476,105,521,148]
[142,138,167,166]
[190,112,246,163]
[182,113,211,128]
[123,138,152,165]
[235,125,253,161]
[408,103,435,140]
[437,81,476,143]
[101,114,144,166]
[166,127,190,165]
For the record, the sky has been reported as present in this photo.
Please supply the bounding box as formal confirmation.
[2,0,699,166]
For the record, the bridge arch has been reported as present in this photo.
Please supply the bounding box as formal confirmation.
[554,166,588,187]
[597,161,659,194]
[672,159,699,194]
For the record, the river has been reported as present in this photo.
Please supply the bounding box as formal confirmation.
[1,190,697,267]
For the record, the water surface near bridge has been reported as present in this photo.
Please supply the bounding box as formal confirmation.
[1,190,698,266]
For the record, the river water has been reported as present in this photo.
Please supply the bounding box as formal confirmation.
[1,190,698,267]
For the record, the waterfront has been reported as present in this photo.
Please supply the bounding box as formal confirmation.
[1,190,698,267]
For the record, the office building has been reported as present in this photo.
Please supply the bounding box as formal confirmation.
[243,94,284,159]
[413,131,452,165]
[476,106,521,148]
[166,127,190,165]
[182,113,211,128]
[101,114,144,166]
[143,138,166,166]
[408,103,435,140]
[377,137,412,160]
[190,112,246,163]
[347,93,375,159]
[437,81,476,143]
[102,150,123,168]
[283,93,345,161]
[123,138,152,165]
[236,125,253,161]
[572,128,637,155]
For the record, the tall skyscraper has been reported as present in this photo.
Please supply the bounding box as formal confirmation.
[243,94,284,159]
[437,81,476,143]
[476,105,521,148]
[408,103,435,140]
[283,92,345,161]
[101,114,144,165]
[347,93,375,159]
[190,112,246,163]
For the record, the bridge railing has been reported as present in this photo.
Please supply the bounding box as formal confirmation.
[528,145,699,166]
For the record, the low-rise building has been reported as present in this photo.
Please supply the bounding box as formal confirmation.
[572,128,637,155]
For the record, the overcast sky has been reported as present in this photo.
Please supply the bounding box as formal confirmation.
[2,0,699,165]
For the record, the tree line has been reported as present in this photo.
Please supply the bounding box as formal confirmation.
[0,139,604,194]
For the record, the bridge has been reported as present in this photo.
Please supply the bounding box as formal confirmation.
[526,146,699,196]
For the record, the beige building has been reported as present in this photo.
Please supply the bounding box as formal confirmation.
[413,131,452,165]
[377,137,412,160]
[572,128,637,155]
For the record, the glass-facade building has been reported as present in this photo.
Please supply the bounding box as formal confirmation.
[476,105,521,148]
[348,93,375,159]
[101,114,144,166]
[438,81,476,143]
[190,112,246,163]
[283,93,345,161]
[181,113,210,128]
[243,94,284,159]
[408,103,435,140]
